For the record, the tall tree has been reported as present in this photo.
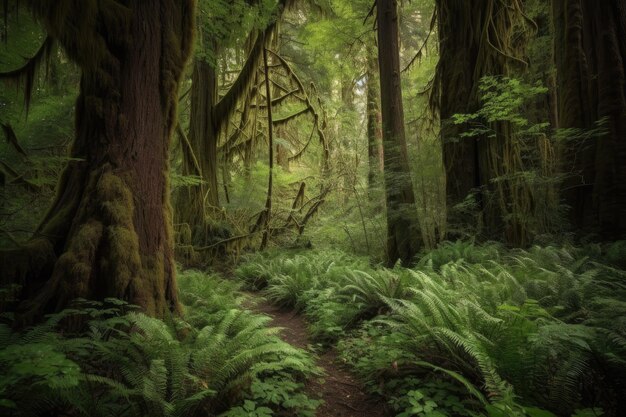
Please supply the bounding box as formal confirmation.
[260,42,275,250]
[175,2,283,248]
[177,54,220,244]
[1,0,195,319]
[433,0,532,244]
[366,43,384,194]
[376,0,420,265]
[553,0,626,240]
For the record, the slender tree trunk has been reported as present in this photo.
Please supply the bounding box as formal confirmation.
[366,44,384,194]
[377,0,420,265]
[276,139,290,171]
[2,0,194,319]
[175,58,220,246]
[175,22,279,250]
[272,27,291,173]
[554,0,626,239]
[340,77,356,204]
[261,45,274,250]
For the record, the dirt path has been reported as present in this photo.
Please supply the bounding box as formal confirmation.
[248,295,389,417]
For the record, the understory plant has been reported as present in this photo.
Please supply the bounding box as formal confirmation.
[236,242,626,417]
[0,271,319,417]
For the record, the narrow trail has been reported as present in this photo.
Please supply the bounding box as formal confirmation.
[247,295,389,417]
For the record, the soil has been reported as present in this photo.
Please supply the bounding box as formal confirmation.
[247,295,390,417]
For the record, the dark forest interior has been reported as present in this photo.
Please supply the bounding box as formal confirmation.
[1,1,625,416]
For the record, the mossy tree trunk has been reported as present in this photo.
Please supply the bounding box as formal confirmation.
[1,0,194,319]
[175,57,220,246]
[175,20,278,250]
[272,27,290,173]
[377,0,420,265]
[553,0,626,239]
[260,44,275,251]
[434,0,531,244]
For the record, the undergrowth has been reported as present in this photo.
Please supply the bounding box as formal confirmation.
[0,271,320,417]
[235,241,626,417]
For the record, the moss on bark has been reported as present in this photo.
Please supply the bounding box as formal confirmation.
[2,0,195,322]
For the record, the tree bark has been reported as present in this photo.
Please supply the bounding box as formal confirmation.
[175,58,220,247]
[366,44,384,195]
[553,0,597,232]
[376,0,420,265]
[260,45,274,250]
[2,0,194,319]
[435,0,481,212]
[434,0,531,244]
[554,0,626,239]
[272,27,291,173]
[175,19,280,249]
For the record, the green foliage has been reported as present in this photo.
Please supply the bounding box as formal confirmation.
[170,173,205,189]
[0,6,46,70]
[391,382,474,417]
[197,0,277,65]
[236,249,391,342]
[451,77,549,138]
[417,240,504,270]
[223,399,273,417]
[449,76,566,244]
[238,375,321,417]
[237,242,625,416]
[1,41,78,245]
[0,271,319,417]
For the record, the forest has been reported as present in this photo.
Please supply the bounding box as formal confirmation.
[0,0,625,416]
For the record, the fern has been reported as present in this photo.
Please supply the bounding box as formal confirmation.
[236,243,626,416]
[1,272,319,417]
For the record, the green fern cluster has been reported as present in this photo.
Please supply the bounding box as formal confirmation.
[0,271,319,417]
[236,250,413,343]
[237,242,626,416]
[416,240,505,270]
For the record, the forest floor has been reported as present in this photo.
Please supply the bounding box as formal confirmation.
[245,294,389,417]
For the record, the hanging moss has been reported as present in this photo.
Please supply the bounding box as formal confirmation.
[433,0,539,245]
[0,35,55,112]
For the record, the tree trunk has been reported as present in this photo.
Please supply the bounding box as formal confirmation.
[272,26,291,173]
[553,0,597,232]
[434,0,530,244]
[376,0,420,265]
[175,23,279,250]
[436,0,480,211]
[592,1,626,239]
[175,58,220,246]
[2,0,194,319]
[260,44,274,250]
[276,139,290,171]
[554,0,626,239]
[340,76,356,204]
[366,44,384,194]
